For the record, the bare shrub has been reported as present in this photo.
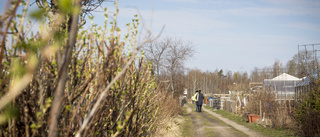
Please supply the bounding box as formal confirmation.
[246,90,296,128]
[153,94,182,136]
[269,101,296,128]
[247,90,276,117]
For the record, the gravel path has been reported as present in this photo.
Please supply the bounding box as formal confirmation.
[161,103,265,137]
[202,106,264,137]
[186,103,248,137]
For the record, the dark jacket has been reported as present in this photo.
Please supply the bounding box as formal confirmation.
[196,93,204,105]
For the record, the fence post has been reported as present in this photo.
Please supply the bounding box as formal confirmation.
[260,100,262,116]
[235,101,237,114]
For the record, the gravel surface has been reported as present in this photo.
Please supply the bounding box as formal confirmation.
[187,104,248,137]
[160,103,265,137]
[201,105,265,137]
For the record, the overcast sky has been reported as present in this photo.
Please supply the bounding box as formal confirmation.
[2,0,320,73]
[108,0,320,73]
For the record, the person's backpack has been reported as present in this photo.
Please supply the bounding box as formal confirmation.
[192,93,198,101]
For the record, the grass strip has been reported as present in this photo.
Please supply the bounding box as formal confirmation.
[181,106,194,137]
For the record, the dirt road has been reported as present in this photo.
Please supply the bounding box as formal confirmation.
[184,103,264,137]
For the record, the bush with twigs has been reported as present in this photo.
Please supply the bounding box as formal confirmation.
[0,0,178,136]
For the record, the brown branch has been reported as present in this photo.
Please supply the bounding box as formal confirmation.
[0,0,21,78]
[65,80,92,137]
[48,0,82,136]
[35,0,43,9]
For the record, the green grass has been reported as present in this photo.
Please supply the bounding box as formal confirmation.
[200,116,216,137]
[181,106,194,137]
[204,127,216,137]
[204,106,297,137]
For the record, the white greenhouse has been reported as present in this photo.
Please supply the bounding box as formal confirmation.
[263,73,302,100]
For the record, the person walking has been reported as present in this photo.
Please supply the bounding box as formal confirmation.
[196,90,204,112]
[181,95,187,107]
[192,90,199,111]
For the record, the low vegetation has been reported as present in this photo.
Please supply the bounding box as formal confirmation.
[181,106,193,137]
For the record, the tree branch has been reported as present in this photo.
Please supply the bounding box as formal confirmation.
[48,0,81,136]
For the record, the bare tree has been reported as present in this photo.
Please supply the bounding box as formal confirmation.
[143,37,171,81]
[164,38,193,97]
[186,69,202,96]
[144,37,194,98]
[272,60,283,77]
[287,52,317,78]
